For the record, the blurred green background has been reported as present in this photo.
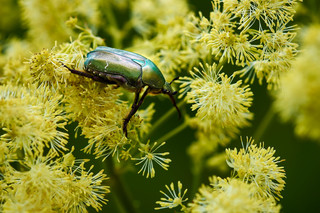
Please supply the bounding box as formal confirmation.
[1,0,320,212]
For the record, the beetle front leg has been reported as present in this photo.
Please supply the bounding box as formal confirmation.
[123,87,150,137]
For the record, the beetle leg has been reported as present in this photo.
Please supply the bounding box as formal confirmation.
[123,90,140,137]
[123,87,150,137]
[61,63,91,78]
[61,62,113,84]
[136,87,150,108]
[132,89,142,109]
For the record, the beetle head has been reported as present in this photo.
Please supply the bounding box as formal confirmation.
[162,77,179,94]
[162,77,181,119]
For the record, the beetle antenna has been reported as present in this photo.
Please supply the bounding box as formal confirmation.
[168,93,181,119]
[169,76,179,85]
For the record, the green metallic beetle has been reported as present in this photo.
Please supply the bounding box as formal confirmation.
[62,46,181,136]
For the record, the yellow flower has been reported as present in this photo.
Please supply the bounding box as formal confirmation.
[189,1,260,66]
[131,1,208,79]
[187,130,220,164]
[19,0,100,48]
[131,0,189,35]
[189,176,280,213]
[2,153,109,212]
[1,39,31,85]
[133,141,171,178]
[188,0,300,88]
[81,111,131,161]
[180,63,253,133]
[61,164,109,212]
[226,137,286,200]
[229,0,300,30]
[237,25,298,88]
[274,25,320,141]
[0,84,68,156]
[64,82,146,161]
[63,82,122,127]
[3,154,63,212]
[155,181,188,210]
[136,103,156,137]
[29,48,70,88]
[29,25,104,89]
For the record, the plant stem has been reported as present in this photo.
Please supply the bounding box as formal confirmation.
[106,157,138,213]
[254,105,276,142]
[145,100,186,142]
[190,162,203,197]
[155,121,188,143]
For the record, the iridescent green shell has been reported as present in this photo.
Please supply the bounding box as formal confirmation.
[84,46,166,91]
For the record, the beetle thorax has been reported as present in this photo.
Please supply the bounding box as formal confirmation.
[141,60,165,90]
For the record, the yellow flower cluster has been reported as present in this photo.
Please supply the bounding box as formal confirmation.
[2,153,109,212]
[189,177,280,213]
[0,84,68,156]
[226,137,286,200]
[130,0,210,79]
[156,137,285,212]
[188,0,301,89]
[181,64,253,131]
[0,55,111,211]
[0,0,303,211]
[1,8,115,212]
[19,0,100,48]
[274,24,320,141]
[180,63,253,164]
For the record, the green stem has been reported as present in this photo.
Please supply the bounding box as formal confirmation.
[144,101,186,142]
[190,161,203,198]
[155,121,188,143]
[253,105,276,142]
[110,192,127,213]
[106,157,138,213]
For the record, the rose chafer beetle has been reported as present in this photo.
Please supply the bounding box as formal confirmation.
[62,46,181,136]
